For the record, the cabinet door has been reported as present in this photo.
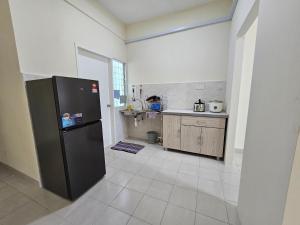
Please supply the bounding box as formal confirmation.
[200,127,225,157]
[163,115,181,149]
[181,125,202,154]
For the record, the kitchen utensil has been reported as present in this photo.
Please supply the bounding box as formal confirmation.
[132,85,135,101]
[194,99,205,112]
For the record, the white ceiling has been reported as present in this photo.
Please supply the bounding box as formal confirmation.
[97,0,222,24]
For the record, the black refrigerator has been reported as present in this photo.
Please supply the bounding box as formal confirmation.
[26,76,106,200]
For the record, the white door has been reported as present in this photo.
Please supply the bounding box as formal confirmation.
[77,48,112,147]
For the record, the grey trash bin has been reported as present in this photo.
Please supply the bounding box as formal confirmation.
[147,131,158,144]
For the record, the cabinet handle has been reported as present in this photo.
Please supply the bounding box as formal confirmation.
[197,121,205,126]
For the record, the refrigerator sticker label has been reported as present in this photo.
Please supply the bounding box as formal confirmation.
[62,113,83,128]
[92,83,98,93]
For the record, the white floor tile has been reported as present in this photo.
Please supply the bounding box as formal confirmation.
[195,213,228,225]
[152,151,169,160]
[198,167,221,182]
[161,204,195,225]
[126,176,152,193]
[104,166,118,180]
[65,199,106,225]
[23,139,241,225]
[176,173,198,191]
[109,158,128,169]
[162,161,181,172]
[198,178,224,199]
[181,155,200,166]
[146,180,173,202]
[176,172,198,191]
[108,171,134,187]
[110,188,143,215]
[87,181,123,204]
[127,217,151,225]
[179,163,199,176]
[138,166,158,179]
[147,157,165,168]
[166,153,183,163]
[134,195,167,225]
[169,186,197,211]
[95,207,130,225]
[122,161,143,174]
[196,192,228,223]
[154,171,177,185]
[199,158,224,171]
[28,213,66,225]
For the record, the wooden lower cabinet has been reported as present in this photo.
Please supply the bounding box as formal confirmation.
[181,125,202,154]
[163,115,181,150]
[200,127,225,157]
[163,114,226,158]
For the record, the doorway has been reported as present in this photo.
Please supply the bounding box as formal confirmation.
[77,48,113,147]
[223,15,258,204]
[226,16,259,166]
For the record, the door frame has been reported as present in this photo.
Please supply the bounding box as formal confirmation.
[74,43,116,146]
[225,1,259,164]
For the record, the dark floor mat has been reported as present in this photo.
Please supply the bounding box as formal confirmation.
[111,141,144,154]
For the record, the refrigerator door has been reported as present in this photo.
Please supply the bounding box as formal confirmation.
[62,121,106,199]
[53,76,101,129]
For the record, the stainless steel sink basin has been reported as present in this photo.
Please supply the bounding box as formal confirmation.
[122,110,144,117]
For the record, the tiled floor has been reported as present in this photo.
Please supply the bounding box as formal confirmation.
[0,139,241,225]
[0,163,70,225]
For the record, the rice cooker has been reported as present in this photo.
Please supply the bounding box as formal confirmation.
[208,100,223,113]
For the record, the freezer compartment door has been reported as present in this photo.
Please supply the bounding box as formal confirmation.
[62,121,106,199]
[54,76,101,129]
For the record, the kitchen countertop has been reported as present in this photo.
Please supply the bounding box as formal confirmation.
[162,109,229,118]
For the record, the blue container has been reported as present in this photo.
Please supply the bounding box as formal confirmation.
[150,103,161,111]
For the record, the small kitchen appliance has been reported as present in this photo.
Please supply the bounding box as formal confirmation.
[194,99,205,112]
[208,100,224,113]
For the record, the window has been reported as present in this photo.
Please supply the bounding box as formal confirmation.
[112,60,126,107]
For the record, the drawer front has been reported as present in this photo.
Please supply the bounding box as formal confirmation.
[181,116,226,128]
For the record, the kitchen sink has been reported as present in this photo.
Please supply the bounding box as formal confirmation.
[121,110,144,117]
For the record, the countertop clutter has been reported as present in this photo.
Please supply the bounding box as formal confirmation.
[162,109,229,118]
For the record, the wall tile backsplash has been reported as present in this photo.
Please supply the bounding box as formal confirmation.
[130,81,226,110]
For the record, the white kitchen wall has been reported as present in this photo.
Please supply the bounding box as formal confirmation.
[126,0,231,87]
[0,0,40,181]
[126,0,232,41]
[8,0,127,78]
[129,81,226,110]
[282,132,300,225]
[113,109,128,143]
[127,22,230,86]
[65,0,125,39]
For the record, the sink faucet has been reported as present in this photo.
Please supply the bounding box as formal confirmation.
[134,98,145,111]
